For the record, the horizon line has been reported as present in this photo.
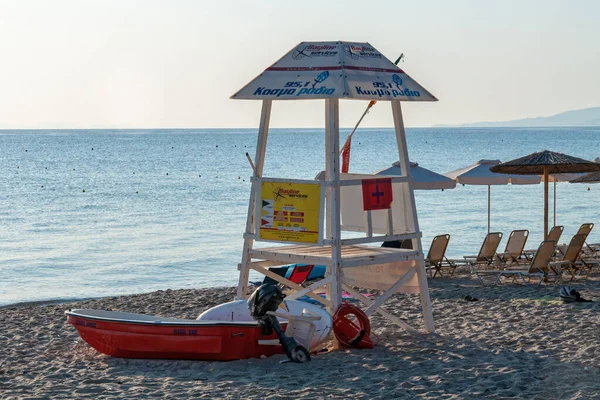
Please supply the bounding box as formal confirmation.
[1,125,599,131]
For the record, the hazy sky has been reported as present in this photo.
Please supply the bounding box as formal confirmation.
[1,0,598,128]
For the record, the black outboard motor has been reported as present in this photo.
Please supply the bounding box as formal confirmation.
[247,284,311,363]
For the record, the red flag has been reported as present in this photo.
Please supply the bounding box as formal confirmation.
[341,99,377,173]
[341,137,351,173]
[362,178,393,211]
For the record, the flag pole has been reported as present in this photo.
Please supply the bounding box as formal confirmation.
[346,101,376,143]
[339,54,404,173]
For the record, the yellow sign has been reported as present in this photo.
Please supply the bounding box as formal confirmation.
[257,180,322,244]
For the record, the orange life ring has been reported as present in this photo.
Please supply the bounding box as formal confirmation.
[332,303,375,349]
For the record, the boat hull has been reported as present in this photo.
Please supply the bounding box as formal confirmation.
[69,316,286,360]
[67,311,286,360]
[66,300,331,361]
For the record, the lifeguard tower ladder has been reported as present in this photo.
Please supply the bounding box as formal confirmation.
[232,41,437,334]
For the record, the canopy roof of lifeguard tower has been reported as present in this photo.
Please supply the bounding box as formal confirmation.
[231,41,437,101]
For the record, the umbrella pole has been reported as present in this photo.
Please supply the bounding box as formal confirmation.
[487,185,491,233]
[544,166,549,240]
[553,180,556,227]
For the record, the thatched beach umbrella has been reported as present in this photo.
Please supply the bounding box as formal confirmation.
[569,157,600,185]
[542,157,599,224]
[570,171,600,184]
[490,150,600,240]
[541,174,582,227]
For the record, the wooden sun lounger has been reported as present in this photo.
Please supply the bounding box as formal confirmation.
[496,229,529,266]
[424,234,458,278]
[455,232,503,285]
[553,234,599,280]
[495,240,557,286]
[523,225,563,260]
[554,223,593,258]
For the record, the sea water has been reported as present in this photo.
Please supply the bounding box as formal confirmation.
[1,127,599,306]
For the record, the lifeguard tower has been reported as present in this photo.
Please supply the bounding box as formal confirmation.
[232,41,437,334]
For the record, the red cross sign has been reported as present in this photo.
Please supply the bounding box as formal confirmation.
[361,178,393,211]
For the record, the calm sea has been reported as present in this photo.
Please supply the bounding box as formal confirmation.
[1,127,599,306]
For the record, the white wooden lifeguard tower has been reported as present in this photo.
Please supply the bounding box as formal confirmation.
[232,41,437,334]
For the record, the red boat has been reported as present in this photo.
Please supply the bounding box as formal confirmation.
[66,300,331,361]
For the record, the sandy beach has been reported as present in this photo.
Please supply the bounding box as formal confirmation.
[2,273,600,399]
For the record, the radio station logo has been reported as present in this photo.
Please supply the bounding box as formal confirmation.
[252,71,335,97]
[312,71,329,88]
[355,86,421,98]
[354,77,420,98]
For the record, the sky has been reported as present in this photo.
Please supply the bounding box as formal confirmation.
[0,0,598,129]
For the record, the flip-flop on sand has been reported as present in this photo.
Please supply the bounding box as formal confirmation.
[560,286,593,303]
